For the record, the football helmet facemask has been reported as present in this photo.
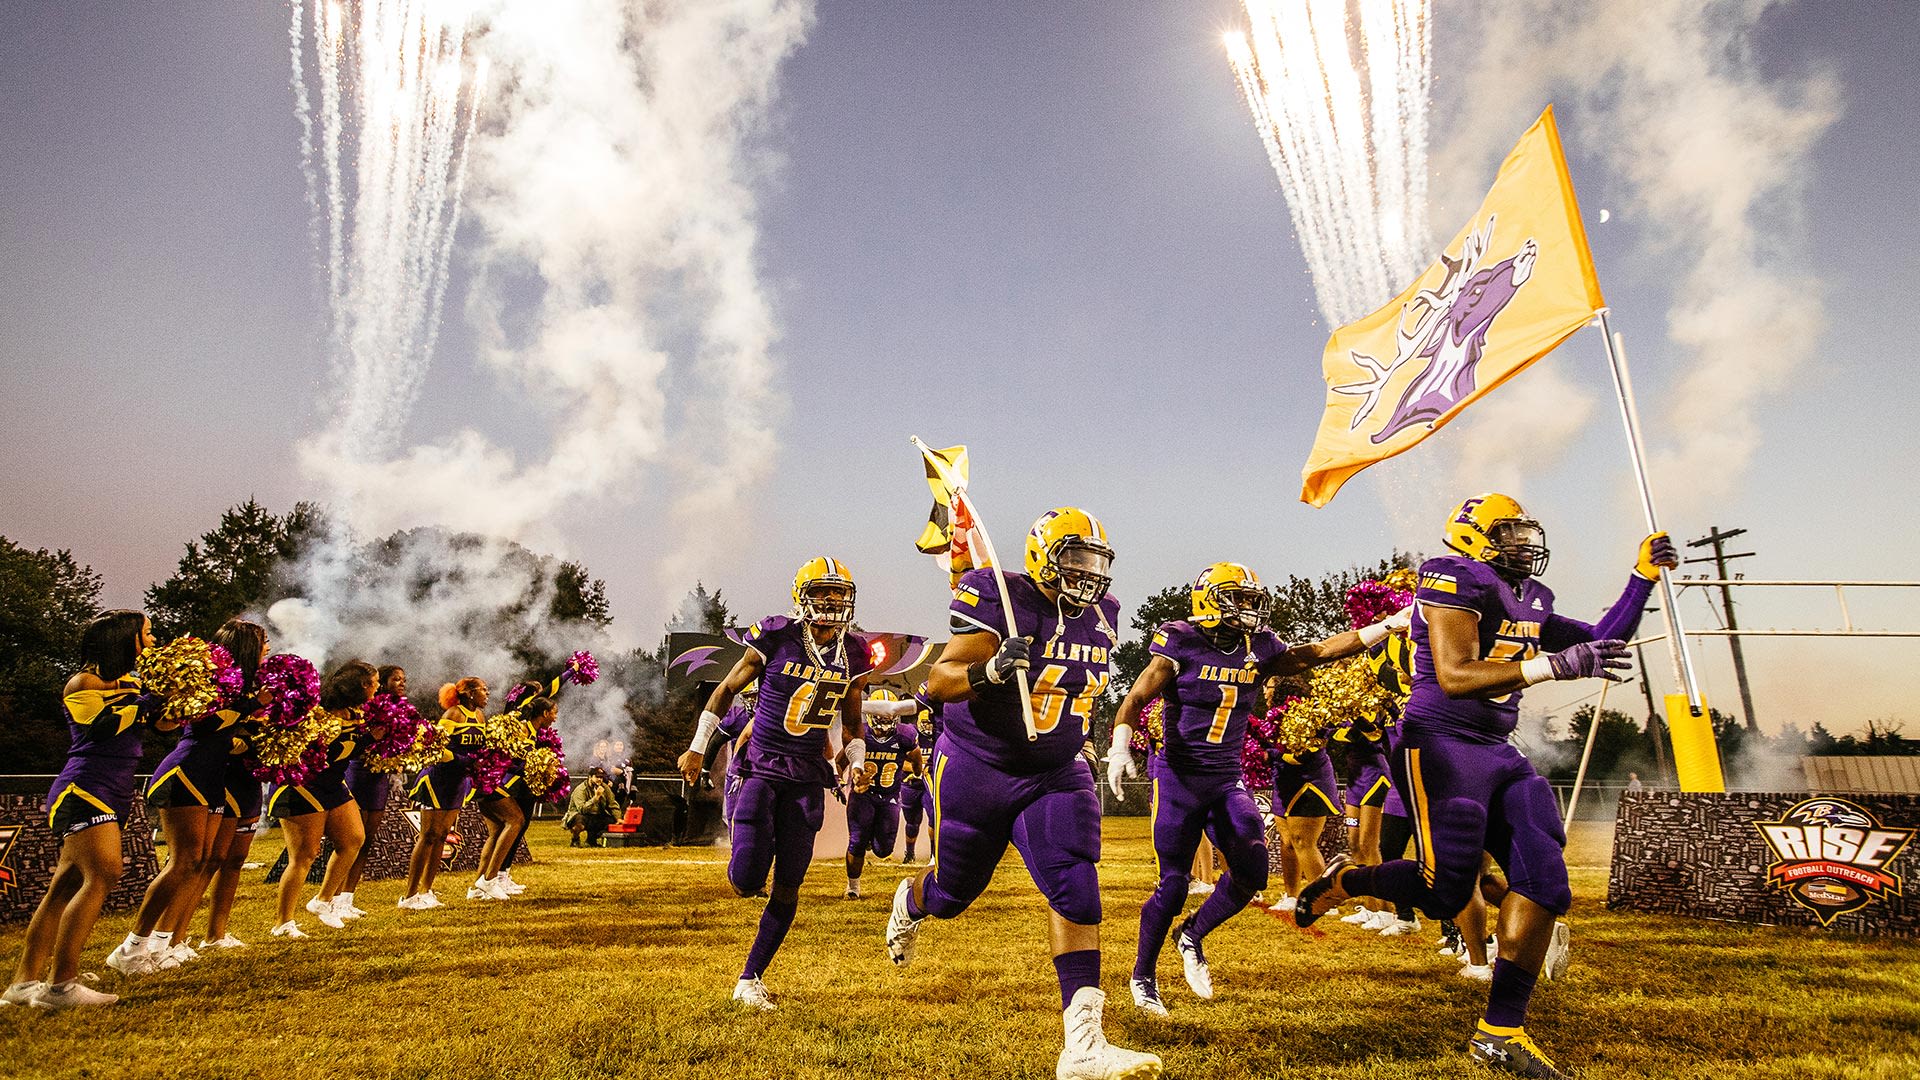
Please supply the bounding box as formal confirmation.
[1444,493,1549,579]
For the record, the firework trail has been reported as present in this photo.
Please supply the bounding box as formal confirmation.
[1226,0,1432,325]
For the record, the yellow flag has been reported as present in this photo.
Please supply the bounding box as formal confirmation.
[1301,106,1606,506]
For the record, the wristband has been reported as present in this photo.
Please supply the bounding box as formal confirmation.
[688,709,721,754]
[1519,656,1555,686]
[1357,622,1389,648]
[846,738,867,771]
[1110,724,1134,757]
[968,661,996,694]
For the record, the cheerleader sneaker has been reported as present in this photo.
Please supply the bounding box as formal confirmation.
[1460,963,1494,982]
[29,980,118,1010]
[1128,977,1168,1018]
[732,977,776,1012]
[416,890,445,909]
[497,872,526,895]
[163,943,200,966]
[1378,914,1421,937]
[1340,908,1373,925]
[306,897,336,917]
[1057,987,1163,1080]
[3,980,48,1006]
[1271,895,1297,913]
[105,943,159,976]
[334,893,366,918]
[202,935,247,950]
[270,920,309,940]
[398,894,423,910]
[1363,909,1398,932]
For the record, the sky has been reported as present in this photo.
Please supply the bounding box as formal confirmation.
[2,0,1916,738]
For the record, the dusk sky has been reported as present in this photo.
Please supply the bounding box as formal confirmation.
[3,0,1915,737]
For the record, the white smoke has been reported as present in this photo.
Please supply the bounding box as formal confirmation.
[1432,0,1839,504]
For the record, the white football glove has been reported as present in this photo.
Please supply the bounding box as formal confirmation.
[1107,724,1139,800]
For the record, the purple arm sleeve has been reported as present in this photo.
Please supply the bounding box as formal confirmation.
[1542,575,1656,650]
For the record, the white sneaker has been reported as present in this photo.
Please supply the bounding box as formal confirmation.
[416,891,444,909]
[469,877,510,901]
[496,873,526,895]
[1543,920,1571,980]
[732,977,776,1012]
[398,894,422,910]
[335,893,366,918]
[844,878,862,900]
[202,935,247,950]
[1362,909,1397,932]
[1460,963,1494,982]
[1057,987,1163,1080]
[465,883,491,900]
[1340,908,1373,925]
[1173,919,1212,1000]
[2,980,48,1006]
[1128,977,1168,1018]
[1271,896,1298,913]
[270,920,308,939]
[315,906,346,930]
[163,943,200,966]
[29,980,118,1009]
[1186,881,1214,897]
[1378,915,1421,937]
[885,878,923,966]
[105,944,158,976]
[305,897,333,917]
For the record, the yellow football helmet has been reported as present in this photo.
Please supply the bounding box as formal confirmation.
[1025,507,1115,608]
[792,557,856,627]
[1444,493,1549,578]
[1191,562,1272,633]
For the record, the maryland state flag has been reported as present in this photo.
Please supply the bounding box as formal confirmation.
[1301,106,1606,506]
[913,441,985,591]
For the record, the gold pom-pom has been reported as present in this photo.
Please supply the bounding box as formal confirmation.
[482,713,535,759]
[137,637,224,726]
[523,747,563,797]
[1282,656,1390,753]
[1380,566,1417,593]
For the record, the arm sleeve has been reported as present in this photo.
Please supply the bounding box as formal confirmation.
[1543,575,1655,650]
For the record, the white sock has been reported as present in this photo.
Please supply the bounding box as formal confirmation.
[120,932,149,952]
[150,931,173,949]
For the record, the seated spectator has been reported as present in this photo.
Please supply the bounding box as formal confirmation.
[564,768,620,847]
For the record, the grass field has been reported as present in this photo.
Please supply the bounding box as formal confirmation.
[3,819,1917,1079]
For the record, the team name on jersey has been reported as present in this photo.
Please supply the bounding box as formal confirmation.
[1197,663,1261,685]
[778,660,849,683]
[1495,619,1541,642]
[1041,640,1111,665]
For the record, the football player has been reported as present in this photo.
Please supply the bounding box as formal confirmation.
[884,508,1161,1080]
[1110,563,1407,1013]
[678,557,873,1012]
[898,684,940,864]
[839,688,925,898]
[1294,494,1676,1079]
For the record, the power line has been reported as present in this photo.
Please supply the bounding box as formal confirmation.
[1685,526,1759,733]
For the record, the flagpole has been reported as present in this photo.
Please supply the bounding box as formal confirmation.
[1595,308,1704,716]
[910,436,1040,742]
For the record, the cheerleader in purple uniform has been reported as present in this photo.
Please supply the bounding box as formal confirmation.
[5,611,167,1009]
[332,664,408,918]
[400,677,489,909]
[268,660,376,938]
[196,619,270,949]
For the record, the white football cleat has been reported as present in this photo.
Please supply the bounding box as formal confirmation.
[1271,896,1298,914]
[1378,915,1421,937]
[1460,963,1494,982]
[2,981,48,1006]
[105,944,158,976]
[270,920,308,940]
[1128,977,1169,1018]
[885,878,922,966]
[845,878,862,900]
[1340,908,1373,925]
[1173,919,1213,1000]
[1057,987,1163,1080]
[29,980,118,1009]
[732,977,776,1012]
[1543,920,1571,980]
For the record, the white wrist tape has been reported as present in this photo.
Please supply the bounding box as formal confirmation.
[846,738,867,770]
[689,709,721,754]
[1358,622,1390,647]
[861,698,916,718]
[1519,656,1555,686]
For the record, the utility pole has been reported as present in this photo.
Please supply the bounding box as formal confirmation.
[1634,606,1670,786]
[1685,526,1759,733]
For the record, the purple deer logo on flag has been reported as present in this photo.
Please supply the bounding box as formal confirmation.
[1333,216,1537,443]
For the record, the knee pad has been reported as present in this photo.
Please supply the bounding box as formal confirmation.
[1225,846,1269,893]
[1501,776,1571,914]
[1047,860,1103,925]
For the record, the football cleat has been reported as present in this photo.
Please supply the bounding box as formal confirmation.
[1025,508,1115,609]
[1444,493,1549,579]
[886,878,923,966]
[1543,921,1571,980]
[732,977,776,1012]
[1438,920,1464,956]
[1293,855,1352,928]
[1057,987,1163,1080]
[29,980,118,1010]
[1173,918,1212,1000]
[1128,977,1169,1017]
[844,879,862,900]
[269,920,308,940]
[2,981,49,1006]
[1468,1024,1569,1079]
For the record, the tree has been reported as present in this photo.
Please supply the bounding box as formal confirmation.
[1544,705,1654,783]
[550,561,612,628]
[144,499,322,639]
[0,538,104,770]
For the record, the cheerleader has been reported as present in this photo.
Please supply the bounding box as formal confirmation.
[195,619,271,948]
[110,620,272,972]
[267,660,376,937]
[332,665,408,917]
[1269,679,1341,915]
[5,611,167,1009]
[400,678,489,909]
[1334,707,1400,931]
[469,685,551,900]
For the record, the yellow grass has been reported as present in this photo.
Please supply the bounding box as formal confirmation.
[2,820,1917,1079]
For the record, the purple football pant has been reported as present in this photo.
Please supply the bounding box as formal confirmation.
[1133,769,1267,979]
[1338,734,1571,919]
[728,776,825,894]
[901,781,930,836]
[919,743,1102,925]
[847,790,901,858]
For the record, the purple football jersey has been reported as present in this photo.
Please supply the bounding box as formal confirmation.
[945,568,1121,774]
[741,615,871,785]
[1147,620,1289,778]
[863,722,919,798]
[1407,555,1554,744]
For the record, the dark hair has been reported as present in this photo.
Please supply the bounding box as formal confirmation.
[377,665,405,692]
[321,659,378,711]
[213,619,268,687]
[80,610,147,681]
[523,696,556,723]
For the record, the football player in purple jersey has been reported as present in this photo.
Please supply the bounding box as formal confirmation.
[884,508,1161,1080]
[1294,493,1676,1079]
[678,557,873,1012]
[1108,563,1408,1014]
[898,683,940,864]
[837,688,925,898]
